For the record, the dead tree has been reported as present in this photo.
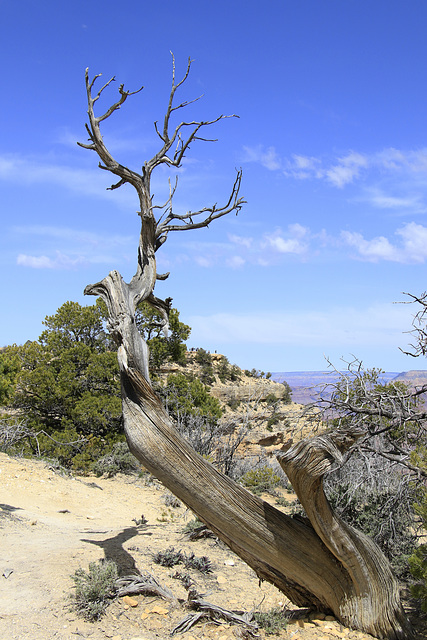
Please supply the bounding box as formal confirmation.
[78,57,412,639]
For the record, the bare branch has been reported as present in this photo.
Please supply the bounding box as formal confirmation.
[399,291,427,357]
[163,53,193,139]
[77,68,145,196]
[79,59,243,254]
[155,169,245,247]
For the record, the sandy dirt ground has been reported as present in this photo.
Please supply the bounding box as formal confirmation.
[0,452,425,640]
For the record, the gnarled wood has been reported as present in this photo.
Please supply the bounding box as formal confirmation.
[80,59,413,639]
[277,429,411,639]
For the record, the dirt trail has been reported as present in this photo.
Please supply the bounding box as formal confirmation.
[0,453,424,640]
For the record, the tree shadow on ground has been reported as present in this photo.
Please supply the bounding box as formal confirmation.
[81,526,152,576]
[0,503,22,512]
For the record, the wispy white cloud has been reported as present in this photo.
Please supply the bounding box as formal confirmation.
[17,254,55,269]
[228,233,253,249]
[163,219,427,268]
[13,225,135,269]
[245,145,371,186]
[0,153,138,208]
[17,251,87,270]
[263,223,310,256]
[241,145,281,170]
[396,222,427,262]
[365,188,425,212]
[226,255,245,268]
[283,154,322,180]
[325,152,369,188]
[342,221,427,263]
[194,255,213,268]
[55,126,151,155]
[13,225,133,247]
[342,231,398,262]
[242,145,427,211]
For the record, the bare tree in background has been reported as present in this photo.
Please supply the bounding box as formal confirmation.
[78,57,412,639]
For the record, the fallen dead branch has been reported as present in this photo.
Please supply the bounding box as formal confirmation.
[171,585,258,635]
[115,573,177,603]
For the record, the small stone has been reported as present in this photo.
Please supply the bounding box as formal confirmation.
[150,605,168,615]
[297,619,305,628]
[122,595,138,607]
[31,520,37,525]
[140,612,149,620]
[217,575,227,584]
[224,559,235,566]
[325,615,336,621]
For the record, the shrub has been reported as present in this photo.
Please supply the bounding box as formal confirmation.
[92,441,140,477]
[266,416,280,430]
[153,547,185,568]
[240,465,282,495]
[35,427,87,469]
[281,381,292,404]
[326,476,417,580]
[152,546,213,573]
[263,393,279,405]
[409,481,427,610]
[182,517,204,535]
[245,368,265,379]
[194,348,215,385]
[409,542,427,611]
[182,518,215,540]
[183,552,213,574]
[227,396,241,411]
[216,357,242,382]
[163,491,182,508]
[0,416,36,456]
[70,559,118,621]
[253,607,288,634]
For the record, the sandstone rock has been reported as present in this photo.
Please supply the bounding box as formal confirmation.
[122,595,138,607]
[150,605,168,615]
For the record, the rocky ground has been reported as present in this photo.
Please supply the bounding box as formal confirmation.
[1,452,426,640]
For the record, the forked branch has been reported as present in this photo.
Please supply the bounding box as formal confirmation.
[155,169,245,248]
[149,54,239,172]
[77,69,144,194]
[79,56,243,254]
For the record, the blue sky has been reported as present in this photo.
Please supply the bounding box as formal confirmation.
[1,1,427,372]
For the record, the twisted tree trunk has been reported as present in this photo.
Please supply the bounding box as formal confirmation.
[80,61,413,640]
[85,271,412,640]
